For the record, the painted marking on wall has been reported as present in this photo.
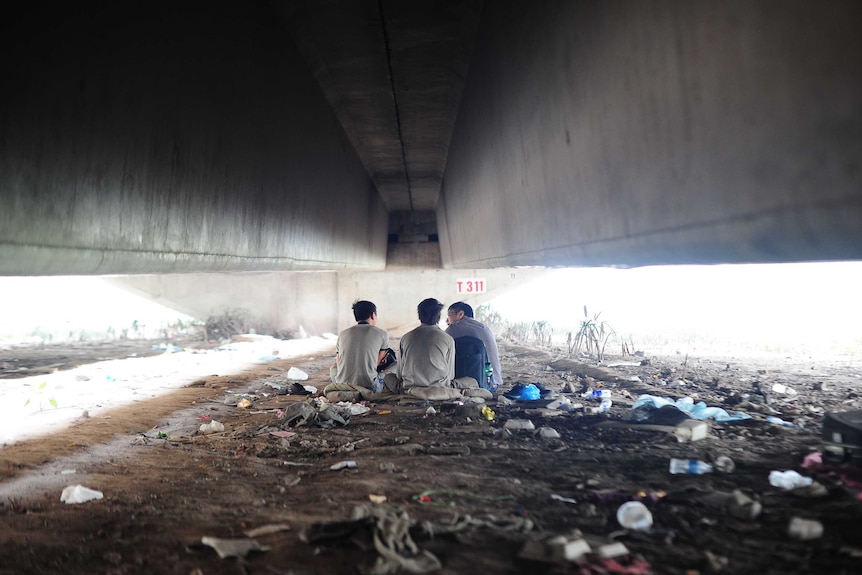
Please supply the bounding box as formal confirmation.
[456,279,486,294]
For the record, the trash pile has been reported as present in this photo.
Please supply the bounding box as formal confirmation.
[133,350,862,575]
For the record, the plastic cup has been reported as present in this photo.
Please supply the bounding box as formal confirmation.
[616,501,653,531]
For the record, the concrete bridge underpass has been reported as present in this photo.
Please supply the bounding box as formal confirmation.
[1,1,860,333]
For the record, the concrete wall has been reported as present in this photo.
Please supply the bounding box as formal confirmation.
[0,2,387,275]
[440,0,862,268]
[108,268,547,337]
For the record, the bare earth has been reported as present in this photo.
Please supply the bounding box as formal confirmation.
[1,340,861,575]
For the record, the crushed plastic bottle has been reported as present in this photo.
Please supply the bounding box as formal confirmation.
[766,416,803,429]
[599,398,612,412]
[582,389,611,399]
[772,383,798,396]
[669,458,714,475]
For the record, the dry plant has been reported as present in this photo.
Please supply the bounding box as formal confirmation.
[205,308,253,341]
[532,320,552,347]
[567,306,615,362]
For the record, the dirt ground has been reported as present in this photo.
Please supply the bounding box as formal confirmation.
[1,339,862,575]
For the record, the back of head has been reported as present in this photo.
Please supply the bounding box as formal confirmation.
[448,301,474,318]
[417,298,444,325]
[352,300,377,322]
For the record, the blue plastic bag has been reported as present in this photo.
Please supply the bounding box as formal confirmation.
[504,383,541,401]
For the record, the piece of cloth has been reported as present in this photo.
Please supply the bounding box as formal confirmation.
[331,323,390,389]
[323,381,392,402]
[397,324,456,389]
[445,317,502,389]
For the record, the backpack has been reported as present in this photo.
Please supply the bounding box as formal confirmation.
[454,336,493,390]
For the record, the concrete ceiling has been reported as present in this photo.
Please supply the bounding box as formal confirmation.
[1,1,860,276]
[275,0,483,212]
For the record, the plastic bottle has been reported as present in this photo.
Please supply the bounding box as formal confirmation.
[599,398,612,412]
[767,416,802,429]
[669,458,714,475]
[484,363,493,387]
[582,389,611,399]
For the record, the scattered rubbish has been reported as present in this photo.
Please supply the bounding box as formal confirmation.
[546,397,579,411]
[199,420,225,434]
[769,470,813,490]
[673,420,709,443]
[60,469,77,475]
[504,419,536,431]
[60,485,103,504]
[802,451,823,469]
[426,406,437,416]
[482,405,496,421]
[539,427,561,439]
[269,430,297,439]
[714,455,736,473]
[597,541,630,559]
[257,355,278,361]
[330,460,357,470]
[550,494,577,504]
[300,504,442,574]
[616,501,653,530]
[287,367,309,381]
[699,490,762,520]
[412,489,515,507]
[201,536,269,559]
[788,517,824,541]
[519,536,591,563]
[336,402,371,416]
[600,398,613,412]
[244,524,291,538]
[669,458,713,475]
[368,494,387,504]
[632,395,752,422]
[151,343,181,353]
[237,398,252,409]
[772,383,798,395]
[282,400,350,428]
[582,389,612,399]
[767,416,803,429]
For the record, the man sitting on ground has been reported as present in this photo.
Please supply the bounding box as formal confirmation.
[445,301,502,391]
[384,298,492,401]
[324,300,395,401]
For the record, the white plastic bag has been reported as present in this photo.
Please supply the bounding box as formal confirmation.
[60,484,104,504]
[287,367,309,381]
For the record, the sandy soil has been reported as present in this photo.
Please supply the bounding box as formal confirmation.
[1,339,861,574]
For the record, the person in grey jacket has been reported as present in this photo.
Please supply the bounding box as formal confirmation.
[444,301,502,390]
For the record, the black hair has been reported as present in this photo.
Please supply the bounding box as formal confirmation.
[352,300,377,322]
[417,298,444,325]
[448,301,474,318]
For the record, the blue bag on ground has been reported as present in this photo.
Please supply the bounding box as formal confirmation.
[504,383,541,401]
